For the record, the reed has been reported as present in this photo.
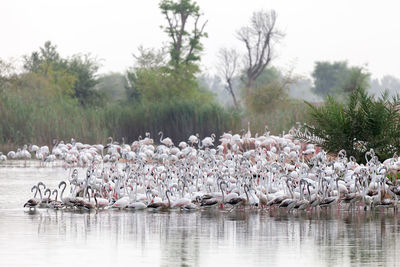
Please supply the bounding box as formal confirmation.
[104,99,241,142]
[243,99,310,135]
[0,87,241,148]
[0,87,108,147]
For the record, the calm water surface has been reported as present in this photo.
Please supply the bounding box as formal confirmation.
[1,162,400,266]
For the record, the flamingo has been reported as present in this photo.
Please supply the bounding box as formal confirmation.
[188,134,199,146]
[112,196,129,210]
[23,185,41,209]
[159,131,174,147]
[49,189,64,209]
[7,150,16,159]
[147,190,172,211]
[200,134,215,148]
[94,193,109,209]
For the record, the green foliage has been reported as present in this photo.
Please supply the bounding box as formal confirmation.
[0,1,312,150]
[126,46,211,104]
[0,59,18,89]
[311,61,369,97]
[298,87,400,163]
[126,65,205,103]
[23,41,61,74]
[22,41,102,106]
[242,67,291,113]
[67,54,102,105]
[126,46,171,103]
[132,46,167,69]
[159,0,207,70]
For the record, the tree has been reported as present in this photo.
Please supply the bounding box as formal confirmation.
[125,46,168,102]
[126,0,210,104]
[159,0,207,71]
[242,67,292,113]
[22,41,102,105]
[23,41,61,75]
[216,48,241,109]
[237,10,284,89]
[23,43,76,96]
[125,1,211,104]
[311,61,370,97]
[67,54,101,105]
[126,46,205,103]
[132,45,167,69]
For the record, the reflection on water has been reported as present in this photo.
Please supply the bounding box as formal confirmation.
[1,166,400,266]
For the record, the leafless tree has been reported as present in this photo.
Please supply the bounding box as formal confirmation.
[237,10,284,89]
[217,48,241,109]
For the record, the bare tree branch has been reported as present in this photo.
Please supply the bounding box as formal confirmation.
[217,48,241,109]
[237,10,284,88]
[237,27,253,72]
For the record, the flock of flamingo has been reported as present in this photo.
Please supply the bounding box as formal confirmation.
[4,129,399,213]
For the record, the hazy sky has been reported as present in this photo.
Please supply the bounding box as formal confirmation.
[2,0,400,79]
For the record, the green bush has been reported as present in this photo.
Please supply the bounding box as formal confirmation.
[298,87,400,163]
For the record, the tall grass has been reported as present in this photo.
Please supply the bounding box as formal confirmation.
[104,99,241,142]
[0,87,108,146]
[0,86,241,149]
[243,99,310,135]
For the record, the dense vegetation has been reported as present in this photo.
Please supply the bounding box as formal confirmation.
[298,87,400,163]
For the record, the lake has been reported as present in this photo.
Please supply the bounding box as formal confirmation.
[1,162,399,266]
